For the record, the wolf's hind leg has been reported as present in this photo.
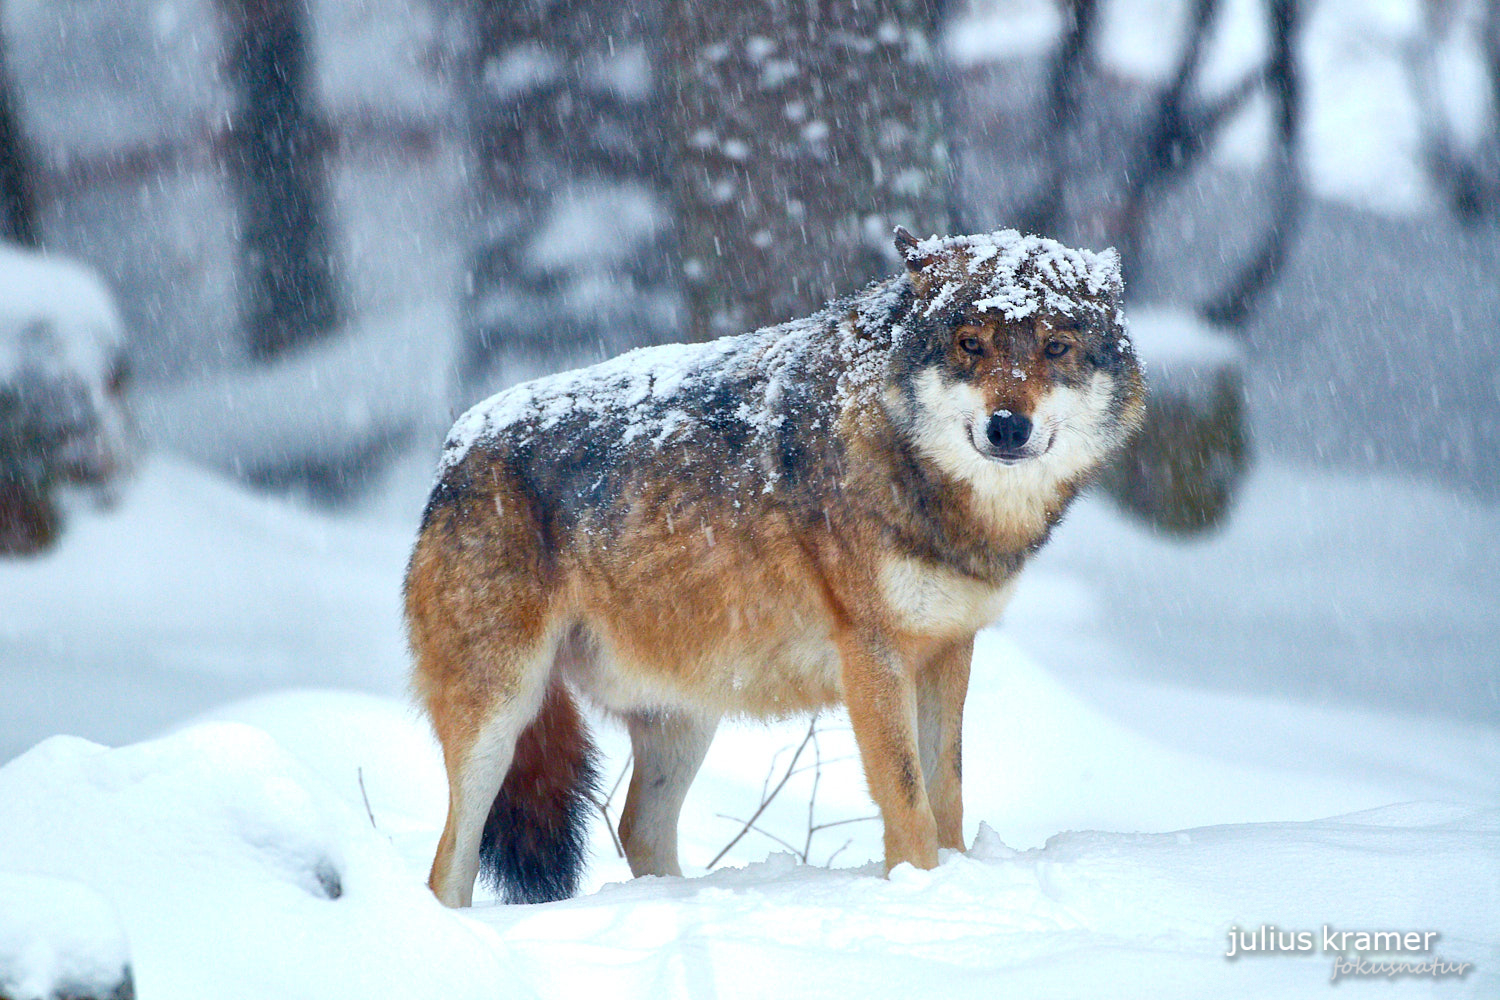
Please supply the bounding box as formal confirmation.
[426,641,553,908]
[619,711,719,877]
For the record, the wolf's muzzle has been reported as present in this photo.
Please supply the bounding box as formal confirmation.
[986,411,1032,456]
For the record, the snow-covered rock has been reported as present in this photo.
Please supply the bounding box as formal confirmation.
[0,871,133,1000]
[1098,305,1250,535]
[0,246,130,476]
[1125,305,1244,392]
[0,246,133,553]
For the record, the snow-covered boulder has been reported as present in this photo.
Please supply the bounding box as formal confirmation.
[0,246,133,555]
[1100,306,1250,535]
[0,872,134,1000]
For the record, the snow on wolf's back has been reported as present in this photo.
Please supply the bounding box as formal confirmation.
[431,277,905,529]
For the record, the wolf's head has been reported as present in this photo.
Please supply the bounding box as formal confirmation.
[884,227,1145,492]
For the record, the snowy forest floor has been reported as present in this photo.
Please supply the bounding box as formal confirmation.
[1,456,1497,998]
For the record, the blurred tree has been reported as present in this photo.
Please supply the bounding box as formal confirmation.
[455,0,680,387]
[0,5,38,250]
[220,0,343,360]
[997,0,1303,321]
[663,0,953,342]
[1408,0,1500,224]
[451,0,952,384]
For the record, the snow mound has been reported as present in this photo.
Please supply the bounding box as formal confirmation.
[140,303,457,495]
[942,0,1062,67]
[0,247,123,384]
[1125,305,1244,398]
[1125,306,1242,367]
[0,724,514,1000]
[191,689,448,838]
[0,871,132,1000]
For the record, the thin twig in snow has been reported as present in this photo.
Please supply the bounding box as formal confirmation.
[801,723,823,862]
[356,767,377,830]
[711,815,806,857]
[589,753,633,859]
[824,838,856,868]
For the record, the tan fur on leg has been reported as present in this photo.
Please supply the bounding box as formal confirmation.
[917,638,972,851]
[619,711,719,877]
[838,633,939,872]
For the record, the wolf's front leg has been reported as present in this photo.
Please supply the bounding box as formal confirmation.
[917,637,973,851]
[619,710,719,877]
[838,634,939,872]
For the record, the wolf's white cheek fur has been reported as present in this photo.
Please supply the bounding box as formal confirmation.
[1031,372,1117,481]
[909,368,988,476]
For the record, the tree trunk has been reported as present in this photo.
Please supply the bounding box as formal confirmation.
[0,6,39,248]
[662,0,953,342]
[220,0,342,361]
[458,0,680,387]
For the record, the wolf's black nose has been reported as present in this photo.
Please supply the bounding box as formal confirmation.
[986,411,1032,452]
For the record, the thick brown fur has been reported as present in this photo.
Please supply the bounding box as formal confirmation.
[407,228,1146,906]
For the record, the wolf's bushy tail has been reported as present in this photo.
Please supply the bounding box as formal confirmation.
[478,680,600,904]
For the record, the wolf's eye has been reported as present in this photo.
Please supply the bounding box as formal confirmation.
[959,337,984,355]
[1044,341,1070,358]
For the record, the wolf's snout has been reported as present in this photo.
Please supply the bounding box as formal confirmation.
[986,411,1032,452]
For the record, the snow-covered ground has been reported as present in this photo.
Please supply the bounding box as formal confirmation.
[1,455,1496,998]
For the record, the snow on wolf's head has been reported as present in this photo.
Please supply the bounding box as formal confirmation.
[885,226,1146,494]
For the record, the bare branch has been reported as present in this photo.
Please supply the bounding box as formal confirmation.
[607,753,632,802]
[712,816,805,858]
[1177,64,1270,162]
[809,814,881,834]
[1117,0,1221,267]
[1201,0,1305,324]
[588,754,632,860]
[707,718,818,869]
[1403,0,1500,223]
[709,717,877,871]
[801,723,823,863]
[824,838,857,868]
[787,753,861,778]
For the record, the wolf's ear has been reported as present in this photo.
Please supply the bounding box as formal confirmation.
[894,226,935,293]
[894,226,928,269]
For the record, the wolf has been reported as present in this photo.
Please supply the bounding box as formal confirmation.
[406,227,1146,907]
